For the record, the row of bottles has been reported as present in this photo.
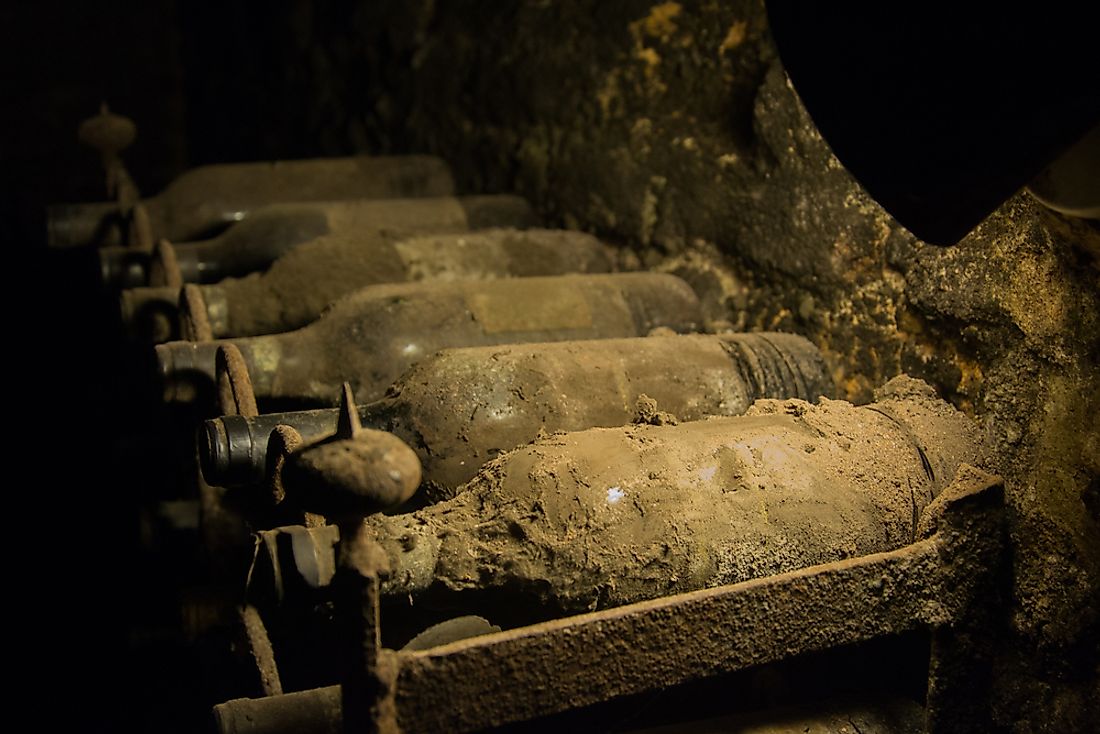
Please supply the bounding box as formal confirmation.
[119,227,614,342]
[64,120,988,720]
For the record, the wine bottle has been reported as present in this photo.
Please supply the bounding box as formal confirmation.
[119,228,613,341]
[201,332,833,501]
[156,272,703,408]
[99,194,535,289]
[48,154,456,249]
[258,377,982,623]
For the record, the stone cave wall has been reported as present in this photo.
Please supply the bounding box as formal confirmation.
[268,0,1098,728]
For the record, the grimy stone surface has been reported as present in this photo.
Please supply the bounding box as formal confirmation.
[266,1,1099,729]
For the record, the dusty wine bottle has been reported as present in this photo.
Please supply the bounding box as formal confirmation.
[99,194,535,289]
[48,154,456,249]
[201,332,834,501]
[119,227,613,342]
[258,376,982,622]
[155,272,703,408]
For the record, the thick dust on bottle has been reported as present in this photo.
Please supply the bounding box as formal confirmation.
[359,376,984,624]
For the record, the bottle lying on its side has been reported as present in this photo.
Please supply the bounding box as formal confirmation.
[99,194,534,289]
[155,272,704,408]
[120,227,613,342]
[201,332,834,504]
[48,154,456,249]
[255,376,983,626]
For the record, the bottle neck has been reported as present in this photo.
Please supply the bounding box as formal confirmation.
[155,340,222,404]
[180,207,335,283]
[119,286,180,343]
[370,514,444,597]
[200,285,230,337]
[98,246,152,289]
[202,399,393,487]
[233,334,292,402]
[46,201,126,248]
[166,240,205,282]
[154,332,286,406]
[249,518,441,607]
